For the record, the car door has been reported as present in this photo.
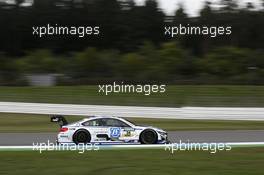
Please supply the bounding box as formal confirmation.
[102,118,137,142]
[82,119,109,142]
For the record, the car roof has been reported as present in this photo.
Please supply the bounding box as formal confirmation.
[82,116,124,122]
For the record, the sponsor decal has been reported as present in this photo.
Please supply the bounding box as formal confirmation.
[124,128,135,131]
[134,128,143,130]
[124,131,131,137]
[122,130,135,137]
[60,135,69,138]
[110,127,121,138]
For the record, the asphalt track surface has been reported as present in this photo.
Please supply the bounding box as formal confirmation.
[0,130,263,146]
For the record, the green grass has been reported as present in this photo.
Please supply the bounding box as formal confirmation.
[0,113,264,132]
[0,85,263,107]
[0,148,264,175]
[0,113,82,133]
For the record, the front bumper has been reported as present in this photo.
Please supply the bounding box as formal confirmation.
[158,132,169,144]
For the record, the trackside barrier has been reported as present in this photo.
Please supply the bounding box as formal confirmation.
[0,102,264,121]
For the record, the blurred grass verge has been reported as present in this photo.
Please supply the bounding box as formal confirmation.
[0,148,263,175]
[0,85,264,107]
[0,113,264,132]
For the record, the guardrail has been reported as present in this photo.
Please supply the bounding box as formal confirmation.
[0,102,264,121]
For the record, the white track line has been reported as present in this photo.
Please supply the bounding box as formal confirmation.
[0,142,264,151]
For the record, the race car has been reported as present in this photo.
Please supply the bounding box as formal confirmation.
[51,115,168,145]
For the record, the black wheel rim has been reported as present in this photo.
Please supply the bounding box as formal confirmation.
[77,132,87,143]
[143,131,155,144]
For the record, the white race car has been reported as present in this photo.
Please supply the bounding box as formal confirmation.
[51,115,168,145]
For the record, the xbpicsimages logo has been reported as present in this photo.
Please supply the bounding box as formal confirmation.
[98,82,166,95]
[165,141,232,154]
[32,140,100,154]
[32,24,100,38]
[165,24,232,38]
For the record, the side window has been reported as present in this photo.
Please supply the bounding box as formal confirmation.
[82,119,102,126]
[102,118,130,127]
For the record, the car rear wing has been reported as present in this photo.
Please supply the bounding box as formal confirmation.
[50,115,68,127]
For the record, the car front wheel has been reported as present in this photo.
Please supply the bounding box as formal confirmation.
[140,129,158,144]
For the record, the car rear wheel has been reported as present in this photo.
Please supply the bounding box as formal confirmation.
[73,129,91,144]
[140,129,158,144]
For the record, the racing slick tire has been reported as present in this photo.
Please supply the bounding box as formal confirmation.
[73,129,91,144]
[139,129,158,144]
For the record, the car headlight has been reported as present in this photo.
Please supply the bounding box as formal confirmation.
[158,131,167,136]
